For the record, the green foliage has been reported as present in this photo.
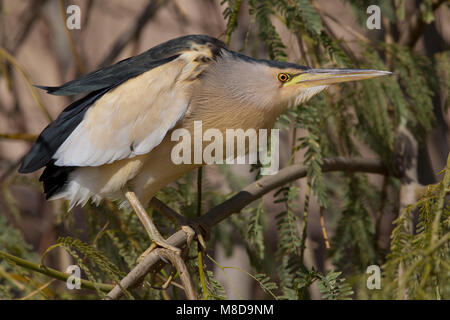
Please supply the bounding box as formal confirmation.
[222,0,243,45]
[274,186,302,256]
[0,216,41,299]
[316,271,354,300]
[329,176,380,272]
[246,200,266,260]
[55,236,128,298]
[203,270,227,300]
[248,0,286,60]
[389,44,435,136]
[383,155,450,299]
[254,273,278,297]
[293,268,354,300]
[296,98,329,208]
[434,51,450,111]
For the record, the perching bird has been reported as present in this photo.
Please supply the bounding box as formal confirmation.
[19,34,390,252]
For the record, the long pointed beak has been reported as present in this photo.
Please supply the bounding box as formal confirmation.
[288,68,392,87]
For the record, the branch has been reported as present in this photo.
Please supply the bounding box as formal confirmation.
[99,0,170,68]
[0,133,37,142]
[0,47,52,122]
[149,197,188,226]
[58,0,85,73]
[9,0,46,53]
[106,157,387,299]
[0,250,114,292]
[399,0,446,47]
[157,249,197,300]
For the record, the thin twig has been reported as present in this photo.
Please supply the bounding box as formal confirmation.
[0,153,27,183]
[0,250,114,292]
[99,0,170,68]
[300,185,311,262]
[319,206,330,249]
[197,244,208,300]
[0,47,52,122]
[58,0,85,74]
[20,279,56,300]
[10,0,46,53]
[155,273,184,290]
[157,249,197,300]
[0,133,37,142]
[105,199,143,251]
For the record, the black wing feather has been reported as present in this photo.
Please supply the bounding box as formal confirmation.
[36,55,179,95]
[18,88,112,173]
[36,35,226,96]
[20,35,227,174]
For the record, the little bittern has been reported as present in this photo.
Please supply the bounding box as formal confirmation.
[19,35,390,252]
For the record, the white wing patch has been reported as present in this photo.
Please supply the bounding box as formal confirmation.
[53,58,190,167]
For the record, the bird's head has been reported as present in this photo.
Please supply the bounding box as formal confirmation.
[204,50,391,112]
[271,65,392,108]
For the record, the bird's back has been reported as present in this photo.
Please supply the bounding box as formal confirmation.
[19,35,228,207]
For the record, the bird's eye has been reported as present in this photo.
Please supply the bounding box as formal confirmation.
[277,73,290,82]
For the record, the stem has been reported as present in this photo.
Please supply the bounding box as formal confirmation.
[0,250,113,292]
[58,0,85,74]
[0,47,52,122]
[225,0,243,46]
[197,167,203,217]
[319,206,330,249]
[300,185,311,262]
[197,248,208,300]
[0,133,37,142]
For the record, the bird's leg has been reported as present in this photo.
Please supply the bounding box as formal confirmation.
[123,189,181,254]
[135,197,204,263]
[137,225,195,264]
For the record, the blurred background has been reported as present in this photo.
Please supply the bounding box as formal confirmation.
[0,0,448,300]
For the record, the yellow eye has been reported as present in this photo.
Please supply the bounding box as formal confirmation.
[277,73,290,82]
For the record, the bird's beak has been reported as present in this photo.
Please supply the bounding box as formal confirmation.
[287,68,392,87]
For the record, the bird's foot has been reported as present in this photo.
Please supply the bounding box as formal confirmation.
[181,225,195,248]
[152,234,182,254]
[136,225,196,264]
[185,221,209,250]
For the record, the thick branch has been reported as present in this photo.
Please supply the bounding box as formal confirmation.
[198,157,387,230]
[107,157,387,299]
[149,197,188,226]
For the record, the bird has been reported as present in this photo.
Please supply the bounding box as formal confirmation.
[19,34,391,253]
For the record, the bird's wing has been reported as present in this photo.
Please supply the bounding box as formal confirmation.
[52,60,191,167]
[36,35,225,96]
[19,35,226,172]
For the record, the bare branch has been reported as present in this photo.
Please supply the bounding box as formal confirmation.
[106,157,387,299]
[149,197,189,226]
[157,249,197,300]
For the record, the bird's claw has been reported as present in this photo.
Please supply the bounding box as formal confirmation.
[154,239,181,254]
[184,221,209,250]
[181,225,195,247]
